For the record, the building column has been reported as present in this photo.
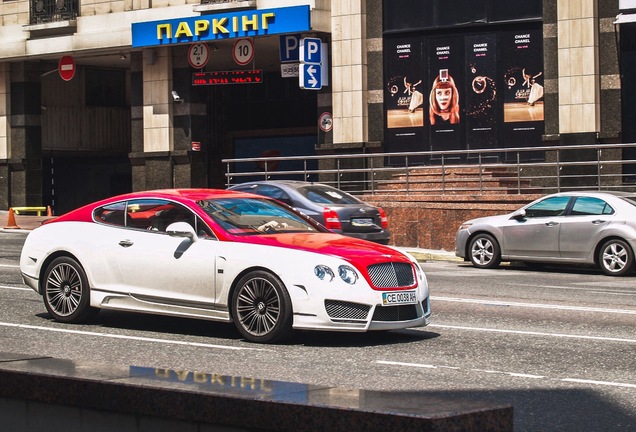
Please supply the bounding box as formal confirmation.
[556,0,600,137]
[331,0,368,148]
[7,62,42,207]
[0,62,10,209]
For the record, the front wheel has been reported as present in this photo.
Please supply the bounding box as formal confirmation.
[598,239,634,276]
[469,233,501,269]
[42,256,98,323]
[231,271,292,343]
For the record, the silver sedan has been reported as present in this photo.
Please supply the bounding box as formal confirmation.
[455,191,636,276]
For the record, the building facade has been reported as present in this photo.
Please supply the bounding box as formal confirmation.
[0,0,630,214]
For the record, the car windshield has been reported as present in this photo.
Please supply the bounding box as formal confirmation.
[297,185,362,205]
[198,197,322,235]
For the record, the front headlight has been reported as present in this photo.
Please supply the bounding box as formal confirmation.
[314,265,335,282]
[459,222,473,230]
[338,265,358,285]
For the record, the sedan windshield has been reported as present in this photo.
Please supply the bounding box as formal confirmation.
[198,197,322,235]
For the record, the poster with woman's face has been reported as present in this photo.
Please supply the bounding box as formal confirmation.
[429,36,462,152]
[465,34,497,150]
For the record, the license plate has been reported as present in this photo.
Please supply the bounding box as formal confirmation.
[352,218,374,227]
[382,290,417,305]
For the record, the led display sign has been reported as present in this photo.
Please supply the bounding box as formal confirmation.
[192,70,263,86]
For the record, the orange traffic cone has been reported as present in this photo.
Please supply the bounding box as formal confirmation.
[46,205,52,217]
[4,208,20,229]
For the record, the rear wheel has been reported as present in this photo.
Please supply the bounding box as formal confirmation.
[231,271,292,343]
[469,233,501,269]
[42,256,98,323]
[598,239,634,276]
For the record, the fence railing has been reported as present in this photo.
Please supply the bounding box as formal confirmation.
[223,143,636,196]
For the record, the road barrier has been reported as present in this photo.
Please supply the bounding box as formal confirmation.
[12,206,51,216]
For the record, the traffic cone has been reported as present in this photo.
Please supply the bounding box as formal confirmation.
[4,208,20,229]
[46,205,52,217]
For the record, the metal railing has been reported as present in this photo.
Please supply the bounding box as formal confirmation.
[223,143,636,196]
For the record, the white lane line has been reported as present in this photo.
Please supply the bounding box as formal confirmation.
[428,324,636,344]
[0,285,31,291]
[0,322,268,352]
[0,264,19,268]
[431,296,636,315]
[508,283,635,296]
[562,378,636,389]
[377,361,635,389]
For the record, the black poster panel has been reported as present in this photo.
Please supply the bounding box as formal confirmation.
[384,35,426,163]
[491,0,542,22]
[428,36,462,153]
[383,0,434,33]
[437,0,487,28]
[500,28,544,157]
[465,34,498,152]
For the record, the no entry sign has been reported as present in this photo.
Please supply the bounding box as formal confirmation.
[58,56,76,81]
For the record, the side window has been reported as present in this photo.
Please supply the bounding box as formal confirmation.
[525,196,570,218]
[95,202,127,227]
[571,197,614,216]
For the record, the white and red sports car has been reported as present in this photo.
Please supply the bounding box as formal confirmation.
[20,189,430,343]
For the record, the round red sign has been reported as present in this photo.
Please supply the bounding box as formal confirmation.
[58,56,76,81]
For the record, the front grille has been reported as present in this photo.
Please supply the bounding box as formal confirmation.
[367,262,415,288]
[372,304,420,322]
[325,300,371,322]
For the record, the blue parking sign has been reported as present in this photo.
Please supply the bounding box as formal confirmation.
[300,37,322,65]
[300,64,322,90]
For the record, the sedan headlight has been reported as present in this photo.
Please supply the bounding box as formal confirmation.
[338,265,358,285]
[314,265,335,281]
[459,222,473,230]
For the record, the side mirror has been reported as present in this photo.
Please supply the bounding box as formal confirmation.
[511,209,527,220]
[166,222,197,241]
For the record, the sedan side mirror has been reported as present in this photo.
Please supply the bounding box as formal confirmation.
[166,222,198,241]
[511,209,527,220]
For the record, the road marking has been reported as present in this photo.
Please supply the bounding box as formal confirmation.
[0,284,31,291]
[431,296,636,315]
[0,322,269,352]
[428,323,636,343]
[377,361,635,389]
[0,264,19,268]
[561,378,636,389]
[508,283,635,296]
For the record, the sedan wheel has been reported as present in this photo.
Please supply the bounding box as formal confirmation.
[231,271,292,343]
[43,256,97,323]
[598,239,634,276]
[469,233,501,269]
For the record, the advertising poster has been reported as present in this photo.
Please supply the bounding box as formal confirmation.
[428,36,462,152]
[384,35,426,159]
[465,34,497,150]
[501,28,544,149]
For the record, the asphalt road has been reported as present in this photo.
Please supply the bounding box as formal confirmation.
[1,231,635,431]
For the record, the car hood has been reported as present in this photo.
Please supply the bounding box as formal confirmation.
[465,213,515,227]
[236,232,411,265]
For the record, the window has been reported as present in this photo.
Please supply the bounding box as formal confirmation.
[95,202,126,227]
[525,196,570,218]
[571,197,614,216]
[298,185,362,205]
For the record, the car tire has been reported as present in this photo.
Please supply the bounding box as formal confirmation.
[42,256,98,323]
[469,233,501,269]
[231,271,292,343]
[598,239,634,277]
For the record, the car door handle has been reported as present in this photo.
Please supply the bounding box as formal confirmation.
[545,221,558,227]
[119,240,134,247]
[592,219,605,225]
